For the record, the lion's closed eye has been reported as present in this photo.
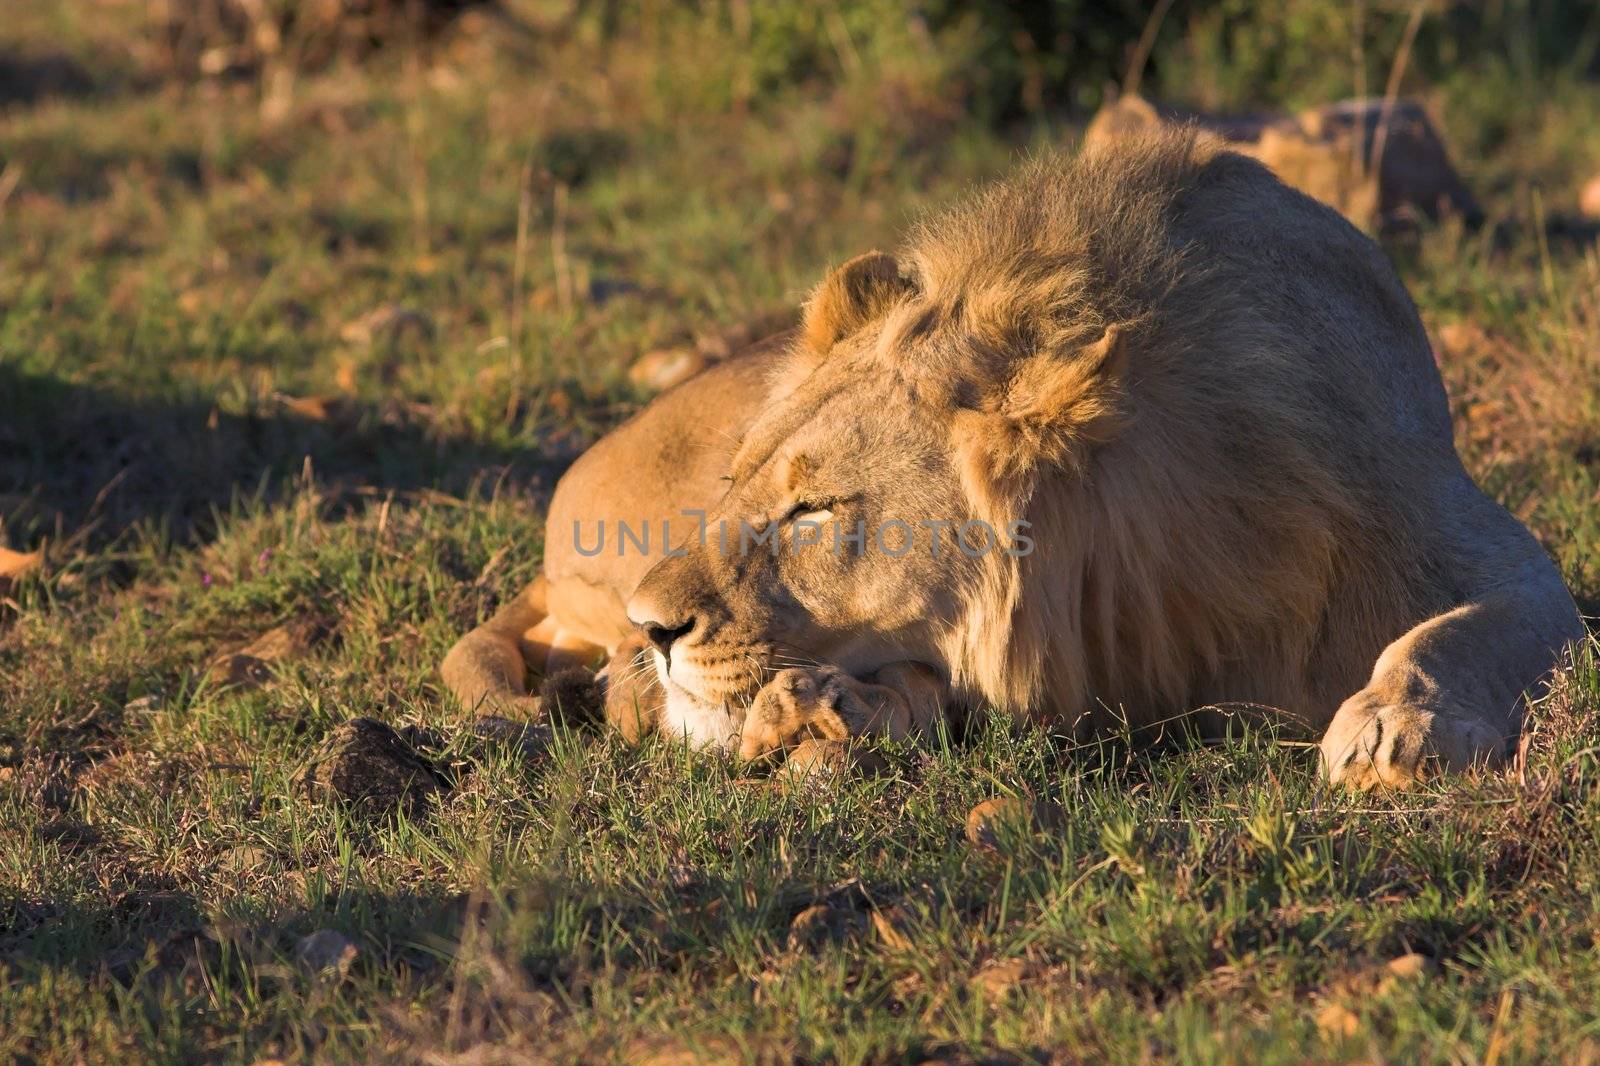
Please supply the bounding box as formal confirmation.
[785,501,835,526]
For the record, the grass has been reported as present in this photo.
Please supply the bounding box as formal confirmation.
[4,2,1600,1062]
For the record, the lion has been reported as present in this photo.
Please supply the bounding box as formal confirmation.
[442,128,1583,788]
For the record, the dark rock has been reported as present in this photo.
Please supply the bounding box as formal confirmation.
[293,717,448,813]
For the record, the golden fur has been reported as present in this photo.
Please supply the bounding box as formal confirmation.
[445,129,1583,787]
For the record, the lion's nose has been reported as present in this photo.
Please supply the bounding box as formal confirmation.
[641,616,697,657]
[626,591,700,659]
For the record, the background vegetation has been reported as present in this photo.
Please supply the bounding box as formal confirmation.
[3,1,1599,1061]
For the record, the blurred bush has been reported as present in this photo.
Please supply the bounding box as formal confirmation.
[144,0,1599,119]
[547,0,1599,115]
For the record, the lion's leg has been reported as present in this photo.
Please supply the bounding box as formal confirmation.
[441,576,552,717]
[737,661,948,764]
[1320,574,1583,788]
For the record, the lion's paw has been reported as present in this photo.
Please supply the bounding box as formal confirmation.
[1319,696,1508,789]
[738,666,865,764]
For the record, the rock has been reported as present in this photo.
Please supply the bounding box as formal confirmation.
[293,929,358,980]
[1377,952,1435,993]
[787,903,867,951]
[1085,94,1477,230]
[293,717,448,814]
[629,346,709,392]
[971,958,1032,1004]
[465,715,551,761]
[219,844,272,873]
[206,619,323,690]
[964,796,1066,852]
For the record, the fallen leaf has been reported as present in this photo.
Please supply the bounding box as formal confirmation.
[964,796,1065,852]
[334,359,360,394]
[278,393,350,423]
[870,905,914,953]
[1376,952,1436,995]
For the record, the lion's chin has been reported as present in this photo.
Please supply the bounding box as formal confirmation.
[657,679,744,750]
[643,646,748,745]
[650,653,746,750]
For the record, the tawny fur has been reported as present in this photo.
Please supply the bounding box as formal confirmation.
[444,128,1584,788]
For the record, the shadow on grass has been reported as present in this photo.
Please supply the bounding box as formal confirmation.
[0,363,570,551]
[0,876,469,987]
[0,49,104,108]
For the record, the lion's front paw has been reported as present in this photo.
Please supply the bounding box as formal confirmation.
[1319,696,1508,789]
[738,666,866,764]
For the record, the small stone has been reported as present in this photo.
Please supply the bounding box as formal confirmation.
[220,844,271,873]
[123,694,164,715]
[787,903,867,951]
[293,717,448,814]
[206,620,322,690]
[294,929,358,980]
[971,958,1032,1003]
[1376,952,1436,995]
[466,715,551,761]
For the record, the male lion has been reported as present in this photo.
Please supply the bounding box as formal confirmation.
[442,129,1583,788]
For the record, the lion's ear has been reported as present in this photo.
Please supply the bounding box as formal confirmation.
[801,251,914,354]
[956,325,1129,498]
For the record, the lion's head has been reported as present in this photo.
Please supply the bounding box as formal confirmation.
[628,131,1367,747]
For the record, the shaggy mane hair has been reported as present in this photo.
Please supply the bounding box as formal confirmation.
[810,130,1440,731]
